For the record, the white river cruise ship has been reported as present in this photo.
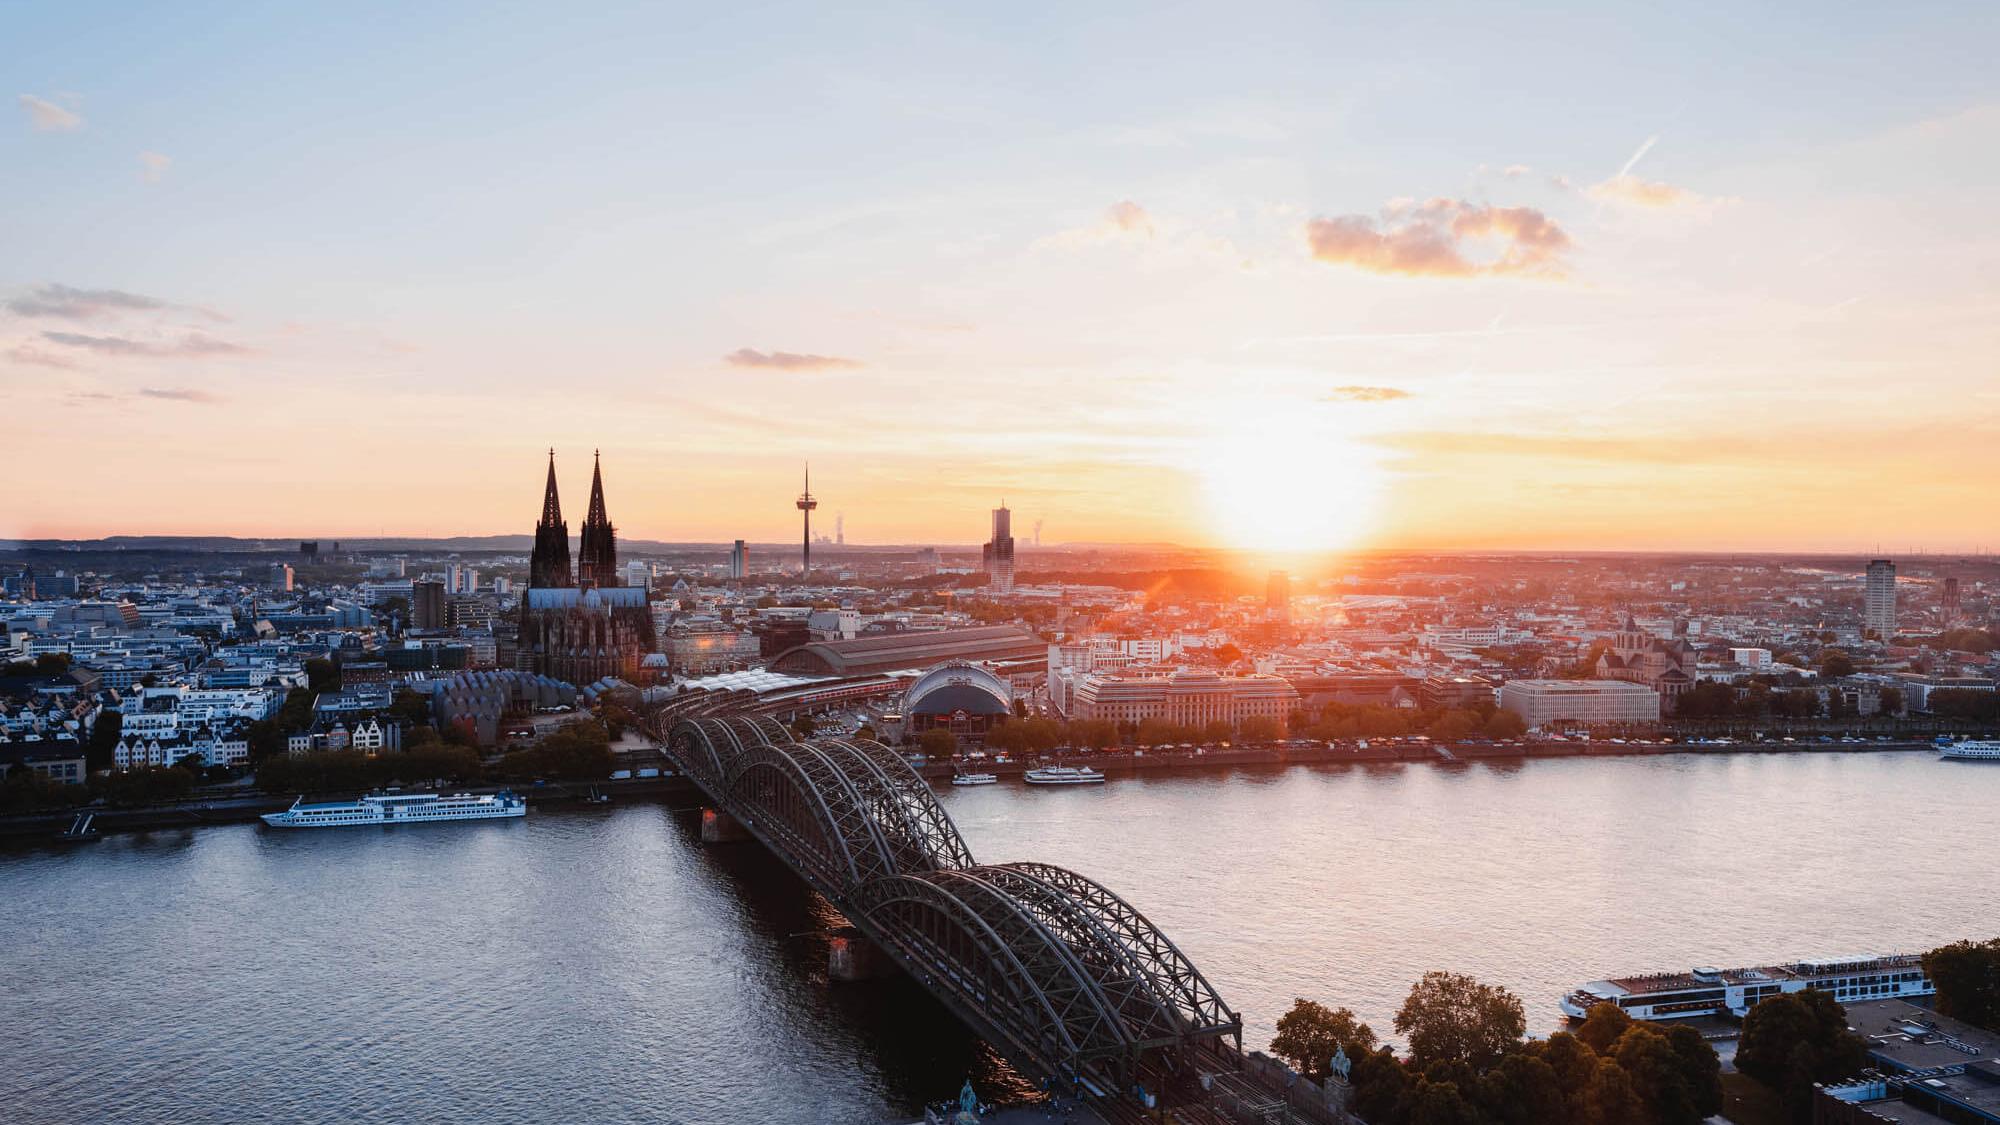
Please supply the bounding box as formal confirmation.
[1561,954,1933,1021]
[261,790,527,828]
[1938,739,2000,761]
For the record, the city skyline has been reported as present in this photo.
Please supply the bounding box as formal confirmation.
[9,3,2000,552]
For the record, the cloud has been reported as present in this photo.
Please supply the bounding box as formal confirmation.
[42,330,252,358]
[1305,198,1572,279]
[1586,173,1726,210]
[18,93,82,132]
[1105,199,1154,237]
[4,343,82,370]
[139,387,220,403]
[723,347,862,371]
[1324,385,1413,403]
[7,283,169,320]
[138,151,172,183]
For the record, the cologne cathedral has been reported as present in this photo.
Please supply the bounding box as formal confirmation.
[515,451,655,684]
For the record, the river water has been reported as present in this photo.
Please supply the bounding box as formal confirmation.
[4,751,1994,1124]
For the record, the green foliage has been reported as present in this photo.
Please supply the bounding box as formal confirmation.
[493,720,613,781]
[276,687,315,733]
[1927,688,2000,722]
[1735,989,1866,1124]
[1923,937,2000,1032]
[790,713,816,739]
[1816,649,1856,678]
[84,708,123,772]
[915,728,956,758]
[303,657,341,692]
[0,769,90,814]
[258,745,483,793]
[1394,972,1527,1071]
[1270,998,1377,1081]
[1574,1002,1632,1054]
[98,765,198,806]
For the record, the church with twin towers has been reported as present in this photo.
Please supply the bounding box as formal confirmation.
[516,451,656,685]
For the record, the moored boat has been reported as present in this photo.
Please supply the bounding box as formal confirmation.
[951,772,999,786]
[1023,765,1105,786]
[261,790,527,828]
[1560,953,1933,1021]
[1938,738,2000,762]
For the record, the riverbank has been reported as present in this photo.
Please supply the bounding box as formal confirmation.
[0,775,699,841]
[914,735,1944,781]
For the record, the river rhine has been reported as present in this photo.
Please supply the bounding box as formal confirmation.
[4,751,1994,1124]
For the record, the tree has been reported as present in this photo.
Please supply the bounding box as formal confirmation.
[1270,998,1377,1081]
[303,657,341,693]
[1351,1047,1414,1125]
[1237,715,1283,742]
[1574,1002,1632,1054]
[1817,649,1856,679]
[1473,1052,1567,1125]
[1394,971,1527,1071]
[85,708,123,772]
[1924,937,2000,1032]
[1876,686,1905,716]
[1611,1024,1716,1125]
[1404,1078,1482,1125]
[1735,990,1866,1123]
[915,728,956,758]
[790,713,816,739]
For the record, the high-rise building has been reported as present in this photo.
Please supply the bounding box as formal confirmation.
[412,579,447,629]
[982,503,1015,594]
[796,464,818,579]
[1865,559,1897,637]
[1265,570,1290,624]
[729,539,748,580]
[835,512,845,546]
[268,563,294,592]
[1942,576,1961,623]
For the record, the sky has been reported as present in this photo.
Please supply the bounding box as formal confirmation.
[6,1,1999,552]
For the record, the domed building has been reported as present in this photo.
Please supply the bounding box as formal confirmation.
[903,662,1013,743]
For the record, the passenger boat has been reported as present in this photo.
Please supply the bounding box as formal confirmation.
[261,790,527,828]
[1023,765,1105,786]
[1938,739,2000,762]
[1560,954,1933,1021]
[951,772,999,786]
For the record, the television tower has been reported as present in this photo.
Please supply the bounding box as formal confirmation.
[796,463,818,579]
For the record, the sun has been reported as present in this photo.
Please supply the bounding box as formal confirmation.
[1196,408,1387,553]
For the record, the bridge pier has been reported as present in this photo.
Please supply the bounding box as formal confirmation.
[827,929,896,981]
[699,807,751,843]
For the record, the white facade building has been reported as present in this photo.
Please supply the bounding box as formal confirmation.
[1499,679,1661,728]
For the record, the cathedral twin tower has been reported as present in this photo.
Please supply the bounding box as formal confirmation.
[517,451,655,685]
[530,449,619,590]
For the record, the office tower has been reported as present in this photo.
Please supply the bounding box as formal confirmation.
[982,503,1016,594]
[463,567,479,594]
[836,512,845,546]
[412,579,447,629]
[1942,576,1961,622]
[1266,570,1291,624]
[1865,559,1897,637]
[730,539,748,580]
[269,563,294,592]
[796,464,818,578]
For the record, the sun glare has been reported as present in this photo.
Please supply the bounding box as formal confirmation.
[1197,409,1386,553]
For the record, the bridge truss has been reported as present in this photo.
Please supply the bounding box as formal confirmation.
[660,713,1243,1098]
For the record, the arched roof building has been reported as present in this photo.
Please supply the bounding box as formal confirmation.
[903,661,1013,741]
[768,625,1044,677]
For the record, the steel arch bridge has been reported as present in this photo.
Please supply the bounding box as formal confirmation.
[660,714,1243,1099]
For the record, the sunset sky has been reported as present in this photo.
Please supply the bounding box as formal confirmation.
[7,2,1999,551]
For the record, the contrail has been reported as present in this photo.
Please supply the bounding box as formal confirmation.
[1616,135,1659,179]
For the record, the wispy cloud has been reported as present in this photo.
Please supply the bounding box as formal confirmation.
[139,387,220,403]
[1586,173,1729,210]
[17,93,82,132]
[1105,199,1154,237]
[138,151,172,183]
[4,343,82,370]
[1306,198,1572,279]
[1040,199,1159,248]
[1324,385,1413,403]
[42,330,252,358]
[723,347,862,371]
[8,284,168,320]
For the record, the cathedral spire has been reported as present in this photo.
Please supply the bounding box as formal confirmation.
[540,448,564,527]
[578,449,618,588]
[530,449,574,588]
